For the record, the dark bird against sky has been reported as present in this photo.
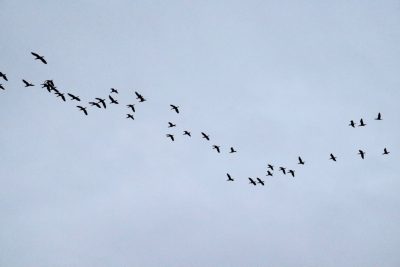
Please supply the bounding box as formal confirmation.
[31,52,47,64]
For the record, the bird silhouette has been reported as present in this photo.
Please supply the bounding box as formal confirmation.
[248,177,257,186]
[0,84,4,90]
[0,72,7,81]
[375,112,382,121]
[110,88,118,94]
[359,119,366,127]
[267,164,274,171]
[229,147,237,153]
[168,122,176,128]
[201,132,210,140]
[135,91,146,102]
[22,79,34,87]
[349,120,355,128]
[109,95,118,104]
[96,98,107,109]
[126,114,134,120]
[89,101,101,108]
[68,93,80,101]
[127,104,135,113]
[256,177,265,186]
[383,148,390,155]
[55,92,66,101]
[298,157,305,165]
[212,145,221,153]
[77,106,88,115]
[31,52,47,64]
[330,153,337,161]
[279,167,286,175]
[166,134,174,141]
[266,170,273,176]
[288,170,295,177]
[183,131,191,137]
[358,150,365,159]
[226,173,234,181]
[170,104,179,113]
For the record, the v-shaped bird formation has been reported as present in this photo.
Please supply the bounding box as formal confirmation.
[0,52,394,187]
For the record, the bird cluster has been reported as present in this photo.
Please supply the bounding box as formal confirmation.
[0,52,393,188]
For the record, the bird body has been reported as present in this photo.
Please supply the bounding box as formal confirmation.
[170,104,180,113]
[0,84,4,90]
[267,164,274,171]
[248,177,257,186]
[256,178,265,186]
[298,157,305,165]
[358,150,365,159]
[55,92,66,101]
[166,134,174,141]
[201,132,210,140]
[126,114,134,120]
[77,106,88,115]
[109,95,118,104]
[212,145,221,153]
[359,119,366,127]
[226,173,234,181]
[31,52,47,64]
[266,171,273,176]
[68,93,80,101]
[349,120,355,128]
[89,102,101,108]
[127,104,135,112]
[0,72,8,81]
[96,98,107,109]
[288,170,295,177]
[330,153,337,161]
[183,131,191,137]
[279,167,286,175]
[168,122,176,128]
[135,91,146,102]
[110,88,118,94]
[22,79,34,87]
[375,112,382,121]
[229,147,237,153]
[383,148,390,155]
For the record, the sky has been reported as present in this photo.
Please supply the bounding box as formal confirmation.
[1,0,400,266]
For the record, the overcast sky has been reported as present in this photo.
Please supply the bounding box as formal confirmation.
[1,0,400,266]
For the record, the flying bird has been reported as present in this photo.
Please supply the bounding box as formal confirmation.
[248,177,257,186]
[67,93,80,101]
[126,114,134,120]
[330,153,337,161]
[226,173,234,181]
[22,79,34,87]
[375,112,382,121]
[55,92,66,101]
[279,167,286,175]
[0,84,4,90]
[349,120,355,128]
[166,134,174,141]
[109,95,118,104]
[168,122,176,128]
[95,98,107,109]
[359,119,366,127]
[135,91,146,102]
[383,148,390,155]
[212,145,221,153]
[288,170,295,177]
[110,88,118,94]
[229,147,237,153]
[127,104,135,113]
[0,72,8,81]
[298,157,305,165]
[170,104,180,113]
[31,52,47,64]
[77,106,88,115]
[201,132,210,141]
[89,101,101,108]
[358,150,365,159]
[267,164,274,171]
[183,131,191,137]
[266,170,273,176]
[256,178,265,186]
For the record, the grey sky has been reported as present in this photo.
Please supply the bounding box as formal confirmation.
[1,0,400,266]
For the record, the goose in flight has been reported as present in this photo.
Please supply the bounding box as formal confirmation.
[170,104,180,113]
[109,95,118,104]
[22,79,34,87]
[126,114,134,120]
[248,177,257,186]
[55,91,66,101]
[201,132,210,141]
[77,106,88,115]
[89,101,101,108]
[330,153,337,161]
[256,178,265,186]
[212,145,221,153]
[359,119,366,127]
[110,88,118,94]
[226,173,234,181]
[383,148,390,155]
[349,120,355,128]
[0,84,4,90]
[183,130,191,137]
[0,72,7,81]
[375,112,382,121]
[267,164,274,171]
[266,170,273,176]
[298,157,305,165]
[279,167,286,175]
[166,134,174,141]
[288,170,295,177]
[168,122,176,128]
[67,93,80,101]
[229,147,237,153]
[135,91,146,102]
[31,52,47,64]
[127,104,135,113]
[95,98,107,109]
[358,150,365,159]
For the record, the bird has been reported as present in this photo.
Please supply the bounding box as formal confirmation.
[170,104,179,113]
[168,122,176,128]
[110,88,118,94]
[330,153,337,161]
[375,112,382,121]
[127,104,135,113]
[383,148,390,155]
[109,95,118,104]
[229,147,237,153]
[288,170,295,177]
[266,170,273,176]
[166,134,174,141]
[0,72,8,81]
[31,52,47,64]
[359,119,366,127]
[183,131,191,137]
[248,177,257,186]
[226,173,234,181]
[67,93,80,101]
[22,79,34,87]
[89,101,101,108]
[77,106,88,115]
[358,150,365,159]
[279,167,286,175]
[135,91,146,102]
[95,98,107,109]
[212,145,221,153]
[256,178,265,186]
[267,164,274,171]
[0,84,4,90]
[55,92,66,101]
[349,120,355,128]
[298,156,305,165]
[201,132,210,141]
[126,114,134,120]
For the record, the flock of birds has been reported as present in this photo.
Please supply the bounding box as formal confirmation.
[0,52,393,187]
